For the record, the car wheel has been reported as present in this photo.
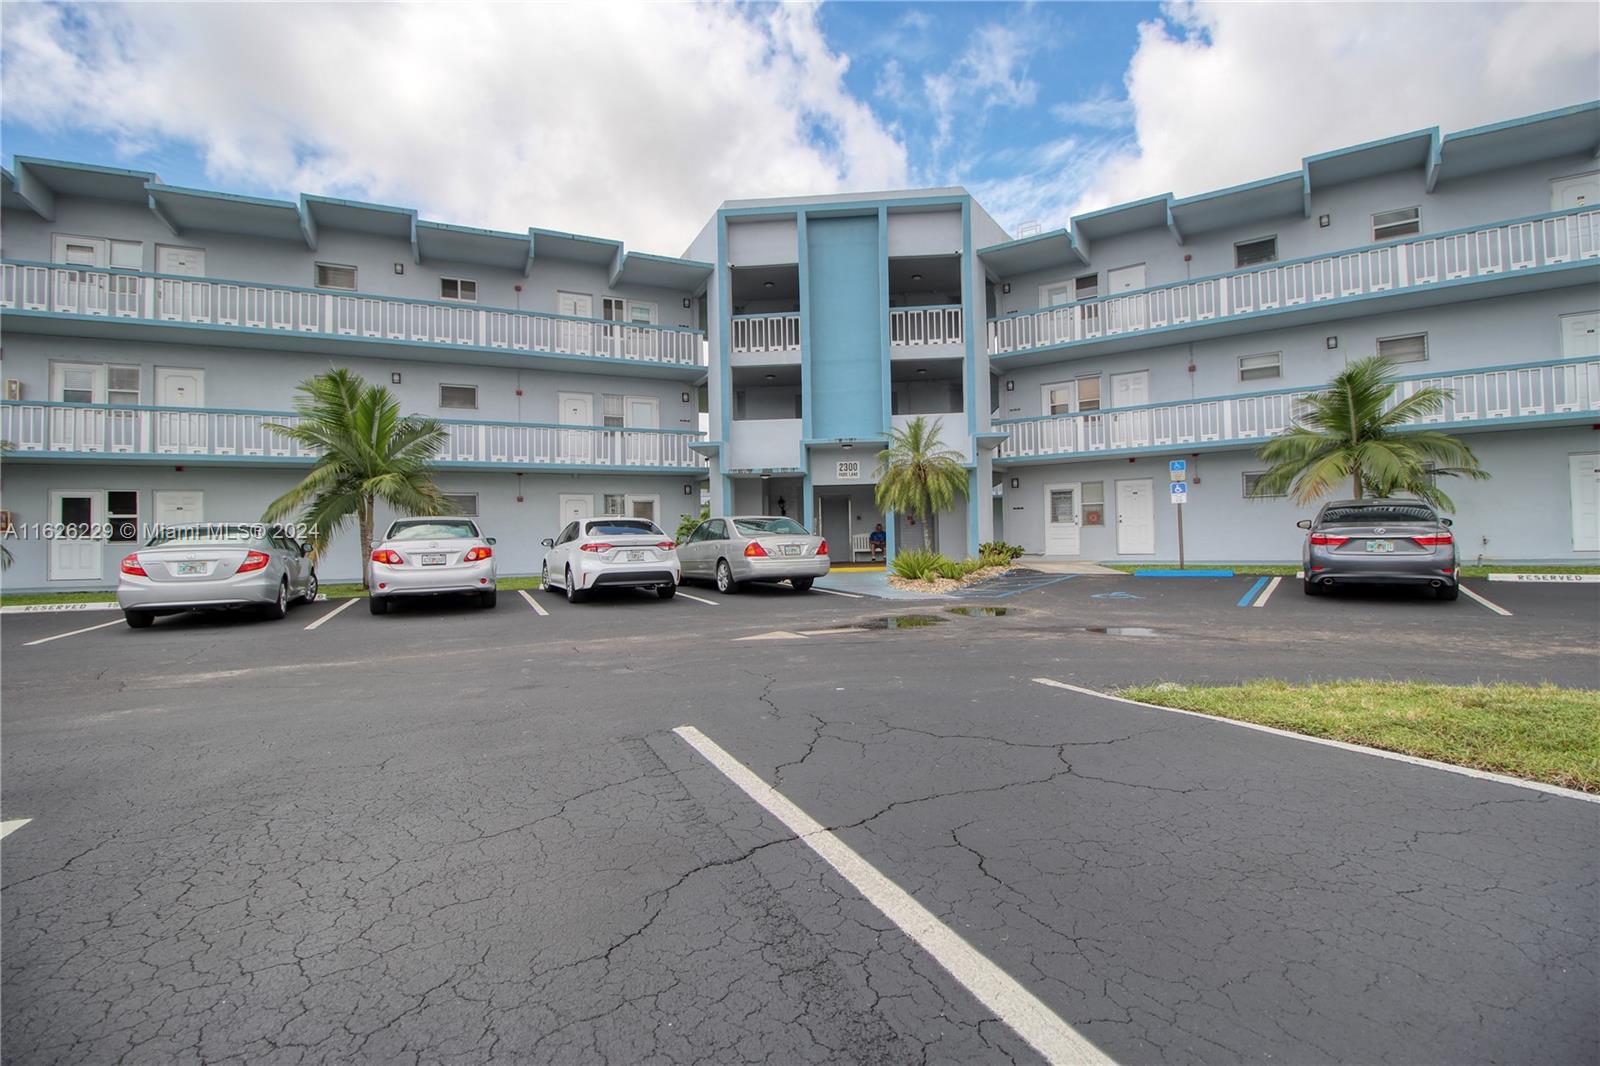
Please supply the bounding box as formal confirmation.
[369,595,389,615]
[715,559,741,594]
[657,583,677,600]
[541,560,555,592]
[124,609,154,629]
[1435,583,1459,601]
[1303,579,1323,596]
[260,579,289,620]
[565,567,585,604]
[300,570,319,605]
[480,589,498,608]
[792,577,814,592]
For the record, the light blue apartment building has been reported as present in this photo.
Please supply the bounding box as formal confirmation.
[3,101,1598,589]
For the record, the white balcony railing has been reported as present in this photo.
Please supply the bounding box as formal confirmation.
[996,357,1600,461]
[0,261,708,368]
[988,208,1600,356]
[730,312,801,355]
[890,305,963,349]
[1,403,708,470]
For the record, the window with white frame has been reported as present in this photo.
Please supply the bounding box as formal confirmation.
[1043,375,1101,415]
[52,234,142,269]
[315,263,357,290]
[108,490,140,542]
[602,493,626,516]
[440,492,479,517]
[1377,333,1428,364]
[1238,352,1282,382]
[439,384,478,409]
[440,277,477,302]
[108,366,141,404]
[1234,236,1277,268]
[602,394,625,428]
[109,241,142,269]
[603,297,657,324]
[1372,207,1421,241]
[1076,376,1102,411]
[1242,472,1285,499]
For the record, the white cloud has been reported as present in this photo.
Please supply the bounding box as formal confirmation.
[1069,0,1600,217]
[1,3,910,255]
[1050,87,1133,130]
[923,20,1045,167]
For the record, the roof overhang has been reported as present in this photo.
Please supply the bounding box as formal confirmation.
[1168,172,1305,242]
[976,228,1086,276]
[145,183,307,243]
[301,194,417,258]
[1434,100,1600,186]
[414,220,535,274]
[1305,128,1436,190]
[610,251,714,293]
[1070,195,1171,257]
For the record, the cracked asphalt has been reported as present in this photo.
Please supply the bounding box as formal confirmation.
[3,575,1597,1064]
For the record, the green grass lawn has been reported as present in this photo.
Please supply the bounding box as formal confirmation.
[320,575,543,600]
[3,576,544,606]
[1119,680,1600,792]
[1104,563,1600,578]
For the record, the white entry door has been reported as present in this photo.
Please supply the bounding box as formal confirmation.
[47,491,105,581]
[558,392,594,462]
[155,367,206,453]
[625,396,660,465]
[556,291,594,354]
[1560,312,1599,359]
[1572,454,1600,552]
[1043,483,1081,556]
[49,363,106,451]
[1110,370,1151,447]
[154,490,204,530]
[558,494,592,526]
[1107,264,1146,293]
[157,245,207,276]
[1116,479,1155,555]
[1551,172,1599,210]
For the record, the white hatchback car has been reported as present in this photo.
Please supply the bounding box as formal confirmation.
[540,516,680,603]
[369,517,497,614]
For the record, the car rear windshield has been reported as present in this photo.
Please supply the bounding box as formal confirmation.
[586,519,661,536]
[387,520,479,540]
[734,517,808,536]
[145,524,260,547]
[1321,504,1437,525]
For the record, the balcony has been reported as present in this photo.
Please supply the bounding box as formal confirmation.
[995,357,1600,464]
[0,261,708,375]
[730,312,802,362]
[889,305,963,357]
[727,417,803,471]
[1,402,709,472]
[988,208,1600,361]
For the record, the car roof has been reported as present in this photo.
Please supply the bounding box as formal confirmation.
[1318,498,1433,508]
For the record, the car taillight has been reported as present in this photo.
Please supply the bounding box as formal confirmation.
[120,554,147,577]
[1309,533,1349,546]
[237,550,271,573]
[579,542,613,553]
[656,541,675,551]
[464,546,493,561]
[370,549,404,565]
[816,539,828,556]
[744,542,768,558]
[1412,533,1453,546]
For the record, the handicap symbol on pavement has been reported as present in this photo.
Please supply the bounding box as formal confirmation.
[1091,591,1143,600]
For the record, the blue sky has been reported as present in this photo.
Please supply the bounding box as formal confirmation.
[2,2,1595,253]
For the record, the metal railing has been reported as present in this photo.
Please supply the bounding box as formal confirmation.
[988,208,1600,355]
[730,312,801,355]
[890,305,963,348]
[996,357,1600,460]
[0,261,708,367]
[1,402,708,470]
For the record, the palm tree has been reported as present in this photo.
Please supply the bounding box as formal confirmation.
[1252,355,1488,510]
[261,369,450,587]
[874,415,968,553]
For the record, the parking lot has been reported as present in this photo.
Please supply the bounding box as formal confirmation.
[3,573,1597,1064]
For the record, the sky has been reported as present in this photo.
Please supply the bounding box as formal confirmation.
[2,2,1597,257]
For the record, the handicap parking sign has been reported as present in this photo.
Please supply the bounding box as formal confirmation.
[1170,481,1188,503]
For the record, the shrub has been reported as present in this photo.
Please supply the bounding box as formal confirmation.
[979,540,1025,562]
[892,548,947,581]
[977,550,1014,570]
[935,557,967,580]
[675,504,709,543]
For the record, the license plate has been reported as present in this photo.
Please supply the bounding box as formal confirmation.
[779,544,802,556]
[420,553,447,566]
[1365,539,1394,553]
[176,561,207,575]
[626,550,647,562]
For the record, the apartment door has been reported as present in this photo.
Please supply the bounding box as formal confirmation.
[556,291,593,354]
[1116,479,1155,555]
[558,392,593,462]
[1110,370,1151,447]
[1550,172,1599,211]
[1560,311,1599,358]
[1107,264,1146,293]
[1572,454,1600,552]
[154,490,204,529]
[624,396,660,465]
[155,367,206,453]
[49,362,105,451]
[156,245,207,276]
[558,494,592,526]
[1043,483,1081,556]
[47,491,104,581]
[1106,264,1147,333]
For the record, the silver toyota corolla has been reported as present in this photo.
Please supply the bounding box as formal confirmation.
[677,515,830,594]
[117,523,318,628]
[369,517,498,614]
[1300,498,1459,600]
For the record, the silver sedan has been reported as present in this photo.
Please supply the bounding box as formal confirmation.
[369,517,498,614]
[117,523,318,628]
[677,515,830,594]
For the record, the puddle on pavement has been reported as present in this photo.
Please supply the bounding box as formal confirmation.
[1078,625,1161,637]
[860,614,948,630]
[946,606,1009,617]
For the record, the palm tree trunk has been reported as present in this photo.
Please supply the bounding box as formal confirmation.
[1352,467,1362,499]
[359,495,374,589]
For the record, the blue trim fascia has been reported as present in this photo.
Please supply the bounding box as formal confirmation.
[719,193,968,220]
[146,181,298,212]
[0,450,710,476]
[962,197,978,445]
[878,206,892,438]
[988,257,1600,364]
[802,470,814,530]
[1170,170,1302,209]
[13,155,157,182]
[801,436,890,446]
[1425,128,1444,193]
[1440,99,1600,148]
[796,211,813,442]
[716,212,733,448]
[967,467,979,555]
[976,227,1070,257]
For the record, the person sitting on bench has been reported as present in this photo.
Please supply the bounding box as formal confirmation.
[869,523,887,560]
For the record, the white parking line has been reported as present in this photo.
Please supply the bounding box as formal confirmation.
[517,589,550,616]
[303,597,358,630]
[1251,576,1282,608]
[1460,584,1513,617]
[1031,678,1595,804]
[0,818,33,840]
[673,725,1115,1066]
[674,590,720,606]
[812,586,864,599]
[22,618,124,646]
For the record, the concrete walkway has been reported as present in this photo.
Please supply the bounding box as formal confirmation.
[1014,556,1124,575]
[814,569,944,600]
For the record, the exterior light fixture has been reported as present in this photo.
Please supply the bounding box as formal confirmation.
[841,442,853,450]
[1318,214,1331,228]
[682,297,692,308]
[761,472,771,480]
[393,263,404,275]
[1005,380,1015,391]
[1002,283,1011,294]
[911,273,923,281]
[391,372,402,384]
[1325,336,1338,349]
[684,484,694,495]
[916,368,928,374]
[763,280,775,288]
[1010,477,1020,489]
[764,373,776,380]
[681,391,691,403]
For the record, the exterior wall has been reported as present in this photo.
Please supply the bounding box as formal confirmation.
[999,425,1598,564]
[805,215,884,441]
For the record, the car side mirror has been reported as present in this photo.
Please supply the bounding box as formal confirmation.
[1296,519,1312,529]
[540,538,555,548]
[300,543,312,556]
[1440,518,1452,527]
[486,537,497,545]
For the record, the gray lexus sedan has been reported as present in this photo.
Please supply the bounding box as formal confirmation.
[117,523,318,627]
[1299,499,1458,600]
[677,515,830,594]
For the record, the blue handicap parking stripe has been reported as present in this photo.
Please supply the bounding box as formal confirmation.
[1236,576,1269,607]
